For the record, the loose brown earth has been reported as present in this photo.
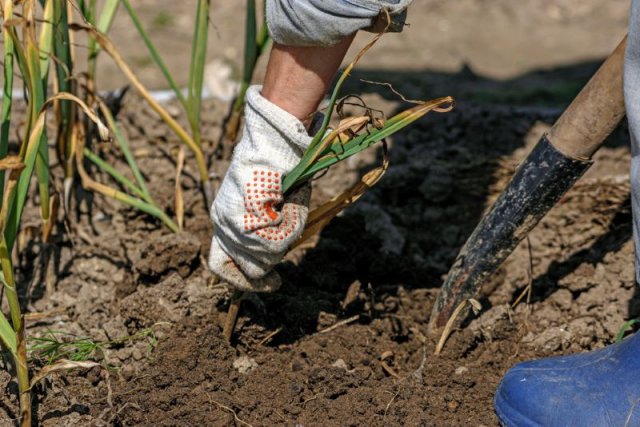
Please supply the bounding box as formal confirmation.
[1,94,634,426]
[0,1,636,426]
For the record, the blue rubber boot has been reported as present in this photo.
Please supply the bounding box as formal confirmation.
[494,332,640,426]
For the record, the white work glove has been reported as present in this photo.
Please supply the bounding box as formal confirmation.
[209,85,312,292]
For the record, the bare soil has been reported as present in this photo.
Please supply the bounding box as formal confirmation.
[0,92,633,426]
[0,1,636,426]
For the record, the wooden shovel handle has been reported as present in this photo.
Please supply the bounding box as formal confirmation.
[549,35,627,160]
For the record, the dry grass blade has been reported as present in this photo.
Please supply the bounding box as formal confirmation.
[336,115,372,137]
[175,146,185,231]
[318,314,360,334]
[0,156,24,171]
[434,300,468,355]
[434,298,482,355]
[359,79,424,104]
[512,236,534,309]
[257,327,282,347]
[42,193,58,242]
[30,359,100,388]
[48,92,109,140]
[380,351,400,378]
[293,145,389,249]
[24,308,66,322]
[0,170,19,243]
[341,280,362,309]
[380,359,399,379]
[306,115,371,165]
[209,397,255,427]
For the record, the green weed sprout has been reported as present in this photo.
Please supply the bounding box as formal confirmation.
[616,319,640,342]
[29,327,161,365]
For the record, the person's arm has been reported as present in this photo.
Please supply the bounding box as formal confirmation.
[208,41,355,293]
[262,35,356,129]
[209,1,412,293]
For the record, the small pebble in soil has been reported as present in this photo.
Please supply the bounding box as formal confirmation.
[455,366,469,375]
[233,355,258,374]
[331,359,349,370]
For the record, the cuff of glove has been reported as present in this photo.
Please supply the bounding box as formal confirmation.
[246,85,312,154]
[266,0,412,47]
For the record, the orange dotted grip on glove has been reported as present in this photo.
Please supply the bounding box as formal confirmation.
[243,169,292,240]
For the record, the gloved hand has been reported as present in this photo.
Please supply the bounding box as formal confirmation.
[209,85,312,292]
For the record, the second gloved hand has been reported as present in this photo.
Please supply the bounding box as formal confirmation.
[209,85,312,292]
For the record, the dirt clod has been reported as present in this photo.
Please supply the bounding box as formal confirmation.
[522,327,573,352]
[233,356,259,374]
[133,232,201,279]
